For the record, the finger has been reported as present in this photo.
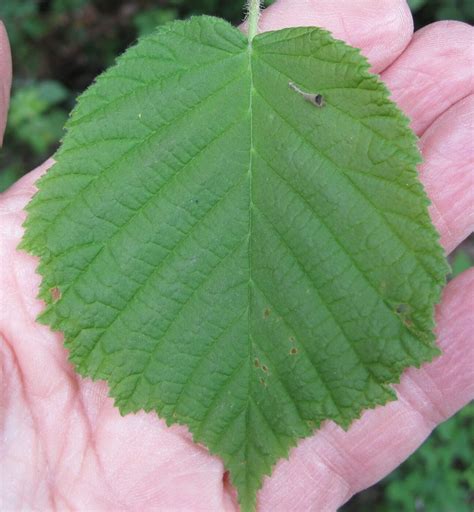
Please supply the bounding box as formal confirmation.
[0,20,12,145]
[381,21,474,135]
[258,269,474,511]
[419,95,474,254]
[251,0,414,73]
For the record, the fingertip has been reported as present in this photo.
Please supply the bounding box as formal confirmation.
[413,19,474,40]
[0,20,12,146]
[382,20,474,134]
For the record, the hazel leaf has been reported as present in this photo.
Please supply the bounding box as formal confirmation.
[20,15,448,511]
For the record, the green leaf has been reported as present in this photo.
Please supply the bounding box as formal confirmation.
[20,16,448,511]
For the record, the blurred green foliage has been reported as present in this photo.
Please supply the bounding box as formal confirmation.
[450,250,472,277]
[0,1,472,509]
[7,80,68,154]
[408,0,474,24]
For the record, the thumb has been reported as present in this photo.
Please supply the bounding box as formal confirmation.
[0,20,12,146]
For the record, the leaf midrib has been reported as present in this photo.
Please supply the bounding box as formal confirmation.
[245,38,255,494]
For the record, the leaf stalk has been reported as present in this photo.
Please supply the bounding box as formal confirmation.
[247,0,261,42]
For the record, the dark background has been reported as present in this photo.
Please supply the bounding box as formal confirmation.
[0,1,472,510]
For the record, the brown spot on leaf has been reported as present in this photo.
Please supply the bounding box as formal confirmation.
[263,308,271,319]
[254,358,260,368]
[50,287,61,302]
[262,365,268,373]
[290,347,298,355]
[289,336,296,343]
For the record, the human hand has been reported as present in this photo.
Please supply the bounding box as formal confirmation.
[1,1,473,510]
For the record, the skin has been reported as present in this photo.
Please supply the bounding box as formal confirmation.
[0,1,473,510]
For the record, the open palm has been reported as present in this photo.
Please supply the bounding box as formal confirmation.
[1,1,473,510]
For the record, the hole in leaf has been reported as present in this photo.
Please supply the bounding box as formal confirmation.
[313,94,324,107]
